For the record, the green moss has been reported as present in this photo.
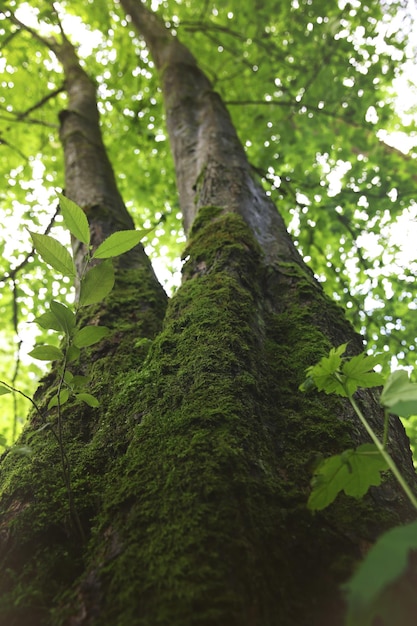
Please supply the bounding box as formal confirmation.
[0,213,408,626]
[88,220,281,625]
[181,208,263,276]
[188,204,224,234]
[0,261,168,625]
[71,214,395,626]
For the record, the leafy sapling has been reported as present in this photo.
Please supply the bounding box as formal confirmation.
[1,193,150,539]
[300,344,417,626]
[27,192,149,410]
[299,344,417,509]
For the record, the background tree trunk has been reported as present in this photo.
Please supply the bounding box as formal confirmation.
[0,3,416,626]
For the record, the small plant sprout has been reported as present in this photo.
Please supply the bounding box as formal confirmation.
[300,344,417,626]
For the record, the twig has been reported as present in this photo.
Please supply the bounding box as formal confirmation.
[16,85,65,120]
[0,204,60,283]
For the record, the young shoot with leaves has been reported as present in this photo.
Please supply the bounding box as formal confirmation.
[300,345,417,626]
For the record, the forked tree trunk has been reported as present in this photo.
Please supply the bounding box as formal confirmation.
[0,3,416,626]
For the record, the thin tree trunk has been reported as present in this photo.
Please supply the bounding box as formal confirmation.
[52,27,160,279]
[0,18,167,626]
[119,0,300,266]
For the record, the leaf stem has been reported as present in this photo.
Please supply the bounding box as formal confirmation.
[0,380,44,421]
[382,408,389,448]
[56,350,86,543]
[349,393,417,511]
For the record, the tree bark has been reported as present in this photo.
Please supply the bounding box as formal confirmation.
[0,3,416,626]
[119,0,300,266]
[0,17,167,626]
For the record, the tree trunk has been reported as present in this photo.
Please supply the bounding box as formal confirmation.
[0,3,416,626]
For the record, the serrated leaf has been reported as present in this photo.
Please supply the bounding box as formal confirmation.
[308,444,388,511]
[50,300,76,336]
[380,370,417,418]
[29,232,76,277]
[334,343,348,356]
[345,521,417,626]
[48,388,70,409]
[0,384,12,395]
[29,345,64,361]
[57,193,90,245]
[315,375,347,396]
[92,229,146,259]
[342,353,384,395]
[341,352,384,395]
[73,325,109,348]
[76,392,100,407]
[305,344,348,396]
[32,310,62,332]
[79,259,114,306]
[344,372,385,397]
[343,353,381,377]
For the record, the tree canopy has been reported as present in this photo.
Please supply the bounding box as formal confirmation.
[1,0,417,446]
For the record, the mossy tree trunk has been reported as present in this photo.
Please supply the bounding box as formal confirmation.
[1,3,416,626]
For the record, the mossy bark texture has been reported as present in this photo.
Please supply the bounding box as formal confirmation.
[1,209,415,626]
[1,3,417,626]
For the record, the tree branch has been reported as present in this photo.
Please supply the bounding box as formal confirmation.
[7,12,58,52]
[0,204,60,283]
[0,111,59,129]
[0,136,29,160]
[16,85,65,120]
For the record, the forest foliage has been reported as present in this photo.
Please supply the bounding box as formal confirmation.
[0,0,417,447]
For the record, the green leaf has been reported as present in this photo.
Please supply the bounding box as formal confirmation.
[342,353,381,377]
[345,521,417,626]
[33,310,62,332]
[57,193,90,245]
[76,392,100,407]
[63,370,74,385]
[28,231,76,277]
[380,370,417,418]
[72,375,90,390]
[341,353,384,395]
[303,343,348,396]
[73,325,109,348]
[79,259,115,306]
[50,300,76,336]
[92,229,146,259]
[67,345,81,363]
[0,384,12,396]
[308,444,388,511]
[299,376,316,393]
[29,345,64,361]
[48,388,70,409]
[33,302,76,335]
[301,347,383,397]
